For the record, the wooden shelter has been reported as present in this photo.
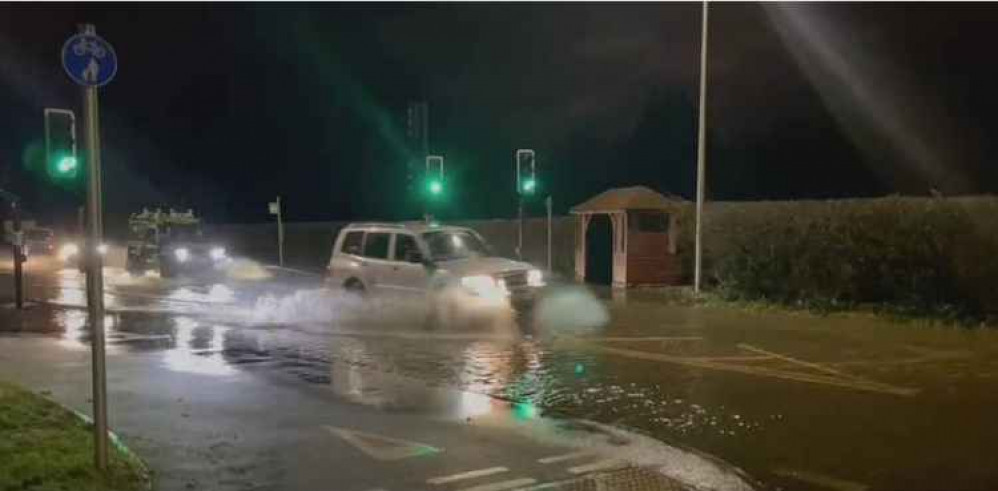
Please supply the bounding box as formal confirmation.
[571,186,683,288]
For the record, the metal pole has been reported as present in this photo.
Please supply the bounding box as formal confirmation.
[517,196,524,260]
[546,196,552,272]
[12,201,23,309]
[694,0,709,295]
[82,40,109,469]
[276,196,284,267]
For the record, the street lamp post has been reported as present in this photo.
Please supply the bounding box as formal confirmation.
[694,0,710,295]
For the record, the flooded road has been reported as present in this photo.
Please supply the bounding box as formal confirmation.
[4,258,998,491]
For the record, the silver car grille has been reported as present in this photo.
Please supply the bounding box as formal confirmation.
[500,271,528,289]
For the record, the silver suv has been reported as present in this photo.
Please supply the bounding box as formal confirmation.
[326,222,545,313]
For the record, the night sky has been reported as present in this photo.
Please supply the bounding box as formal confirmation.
[1,3,996,227]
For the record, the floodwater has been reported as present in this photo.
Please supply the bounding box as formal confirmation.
[5,258,998,491]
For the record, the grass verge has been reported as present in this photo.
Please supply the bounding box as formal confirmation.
[622,286,996,328]
[0,380,150,491]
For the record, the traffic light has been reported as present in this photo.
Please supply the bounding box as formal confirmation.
[425,155,444,197]
[44,109,78,180]
[515,149,536,196]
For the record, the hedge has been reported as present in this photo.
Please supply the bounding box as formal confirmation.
[675,196,998,317]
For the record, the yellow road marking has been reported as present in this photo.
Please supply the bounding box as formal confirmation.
[592,345,919,397]
[593,336,704,342]
[737,343,850,378]
[773,468,869,491]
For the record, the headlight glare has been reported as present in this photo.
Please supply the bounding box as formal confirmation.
[174,247,190,262]
[58,243,79,261]
[210,247,227,260]
[461,275,509,298]
[527,269,545,287]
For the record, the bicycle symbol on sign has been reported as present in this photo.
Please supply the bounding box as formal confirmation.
[72,38,107,59]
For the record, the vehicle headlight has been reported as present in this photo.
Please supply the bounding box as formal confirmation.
[174,247,190,262]
[527,269,545,287]
[58,243,79,261]
[210,247,227,261]
[97,244,108,255]
[461,275,509,298]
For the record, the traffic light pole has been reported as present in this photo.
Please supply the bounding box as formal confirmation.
[517,195,524,260]
[276,196,284,267]
[83,71,109,472]
[546,196,552,272]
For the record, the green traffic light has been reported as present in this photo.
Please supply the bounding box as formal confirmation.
[522,178,536,194]
[428,179,443,195]
[56,156,78,174]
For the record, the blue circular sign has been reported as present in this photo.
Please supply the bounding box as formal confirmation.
[61,33,117,87]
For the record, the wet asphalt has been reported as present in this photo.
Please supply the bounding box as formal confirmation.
[2,253,998,491]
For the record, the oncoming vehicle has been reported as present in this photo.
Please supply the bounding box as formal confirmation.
[326,222,546,323]
[125,208,230,278]
[23,228,55,257]
[57,238,108,271]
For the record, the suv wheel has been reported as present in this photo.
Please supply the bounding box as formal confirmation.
[344,279,366,295]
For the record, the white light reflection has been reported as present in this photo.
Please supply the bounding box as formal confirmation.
[167,285,235,305]
[457,341,515,420]
[163,317,235,376]
[56,309,87,349]
[53,268,118,309]
[55,311,118,352]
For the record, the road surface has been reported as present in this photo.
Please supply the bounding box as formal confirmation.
[2,253,998,491]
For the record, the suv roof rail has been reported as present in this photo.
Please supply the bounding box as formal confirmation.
[344,222,407,229]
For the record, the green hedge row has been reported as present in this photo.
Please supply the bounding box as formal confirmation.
[676,196,998,317]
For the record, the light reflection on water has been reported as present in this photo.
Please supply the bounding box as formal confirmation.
[162,316,235,376]
[55,309,118,351]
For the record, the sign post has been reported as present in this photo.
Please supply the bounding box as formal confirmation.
[269,197,283,267]
[62,23,117,472]
[11,200,24,309]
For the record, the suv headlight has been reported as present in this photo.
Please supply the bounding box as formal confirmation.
[461,275,509,299]
[58,243,80,261]
[174,247,190,262]
[210,247,227,261]
[527,269,545,287]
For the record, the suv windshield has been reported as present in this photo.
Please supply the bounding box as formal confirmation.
[26,230,51,241]
[166,225,202,242]
[421,230,490,261]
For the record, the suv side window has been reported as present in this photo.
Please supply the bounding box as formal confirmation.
[341,231,364,255]
[393,234,422,263]
[363,232,390,259]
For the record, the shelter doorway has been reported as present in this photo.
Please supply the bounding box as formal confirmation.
[585,214,613,285]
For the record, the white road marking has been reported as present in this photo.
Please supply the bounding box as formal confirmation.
[456,477,537,491]
[567,459,626,475]
[537,451,592,464]
[427,467,509,485]
[324,426,441,461]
